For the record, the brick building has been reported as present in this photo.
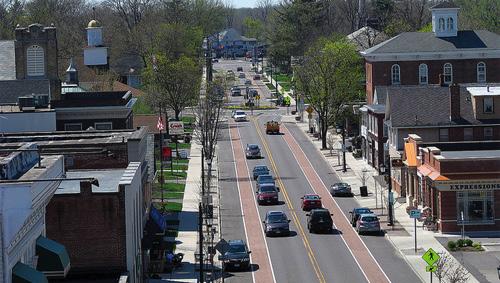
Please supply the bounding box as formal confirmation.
[403,135,500,233]
[361,2,500,104]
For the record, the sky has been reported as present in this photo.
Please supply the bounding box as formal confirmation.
[232,0,276,8]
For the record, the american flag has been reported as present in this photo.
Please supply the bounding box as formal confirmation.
[157,116,164,131]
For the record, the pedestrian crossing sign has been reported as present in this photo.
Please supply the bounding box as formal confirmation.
[422,248,440,266]
[426,265,437,272]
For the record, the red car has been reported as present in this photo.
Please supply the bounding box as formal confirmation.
[301,194,322,211]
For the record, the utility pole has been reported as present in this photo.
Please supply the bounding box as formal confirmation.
[387,155,394,226]
[198,202,204,282]
[159,107,164,205]
[342,117,347,173]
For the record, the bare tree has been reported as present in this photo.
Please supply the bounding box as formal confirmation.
[446,262,470,283]
[434,252,451,283]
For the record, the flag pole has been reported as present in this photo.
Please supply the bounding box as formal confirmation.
[159,108,164,208]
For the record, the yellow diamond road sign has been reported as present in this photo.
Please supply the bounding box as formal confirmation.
[426,265,437,272]
[306,106,313,114]
[422,248,440,266]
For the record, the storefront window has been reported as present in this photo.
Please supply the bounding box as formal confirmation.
[457,191,494,224]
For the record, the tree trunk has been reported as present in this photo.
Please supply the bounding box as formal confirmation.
[174,109,181,121]
[321,117,328,150]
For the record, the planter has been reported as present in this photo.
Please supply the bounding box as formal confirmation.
[291,110,297,115]
[295,116,301,121]
[360,186,368,197]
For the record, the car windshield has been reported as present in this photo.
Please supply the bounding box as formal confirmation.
[249,145,259,150]
[260,186,276,192]
[268,214,286,223]
[229,244,246,253]
[255,166,268,171]
[235,111,245,115]
[258,176,273,182]
[355,208,371,214]
[305,195,320,200]
[361,216,378,222]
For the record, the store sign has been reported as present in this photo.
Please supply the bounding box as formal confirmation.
[168,121,184,135]
[435,180,500,191]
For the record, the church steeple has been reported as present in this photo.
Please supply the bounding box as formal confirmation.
[66,58,78,84]
[430,1,459,38]
[83,9,109,68]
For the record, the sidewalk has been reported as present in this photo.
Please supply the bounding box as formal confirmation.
[150,141,222,282]
[262,72,296,106]
[282,115,480,283]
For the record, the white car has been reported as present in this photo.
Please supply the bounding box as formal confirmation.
[233,110,247,122]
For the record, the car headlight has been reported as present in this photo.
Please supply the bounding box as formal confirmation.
[241,258,250,261]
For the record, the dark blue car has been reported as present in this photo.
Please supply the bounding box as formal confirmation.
[253,165,270,180]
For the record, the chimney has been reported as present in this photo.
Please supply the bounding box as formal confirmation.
[439,74,446,87]
[450,83,460,120]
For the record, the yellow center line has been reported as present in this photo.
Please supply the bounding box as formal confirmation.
[252,117,327,283]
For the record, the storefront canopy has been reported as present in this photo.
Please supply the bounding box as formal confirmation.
[12,262,48,283]
[36,236,71,278]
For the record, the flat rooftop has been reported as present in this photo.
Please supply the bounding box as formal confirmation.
[440,150,500,160]
[467,86,500,96]
[0,105,54,113]
[57,169,126,194]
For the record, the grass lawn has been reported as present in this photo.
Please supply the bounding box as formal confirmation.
[167,142,191,149]
[273,73,292,83]
[165,192,184,199]
[163,182,186,192]
[165,202,182,212]
[156,160,189,171]
[164,171,187,179]
[266,83,276,90]
[181,116,196,124]
[280,82,291,91]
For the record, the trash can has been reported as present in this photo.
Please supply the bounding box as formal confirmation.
[360,186,368,197]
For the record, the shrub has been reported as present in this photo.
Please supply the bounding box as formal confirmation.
[472,242,484,251]
[447,241,457,251]
[465,239,473,247]
[457,239,466,247]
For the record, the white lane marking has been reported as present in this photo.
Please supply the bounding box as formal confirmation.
[282,125,392,283]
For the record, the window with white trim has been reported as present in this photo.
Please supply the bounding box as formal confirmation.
[95,122,113,130]
[464,128,473,141]
[64,123,82,131]
[483,97,493,113]
[457,191,494,224]
[26,45,45,76]
[443,63,453,84]
[484,127,493,140]
[419,64,428,84]
[438,18,445,31]
[439,128,449,142]
[477,62,486,83]
[446,17,454,31]
[391,64,400,85]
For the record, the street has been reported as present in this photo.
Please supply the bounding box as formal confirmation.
[215,59,422,283]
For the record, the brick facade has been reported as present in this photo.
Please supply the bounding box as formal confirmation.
[365,58,500,104]
[45,181,127,276]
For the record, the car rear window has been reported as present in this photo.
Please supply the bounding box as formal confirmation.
[361,216,378,222]
[314,211,330,217]
[356,208,371,214]
[258,176,273,182]
[249,145,258,149]
[260,186,276,192]
[305,195,320,200]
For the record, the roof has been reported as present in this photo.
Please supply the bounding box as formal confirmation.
[0,80,50,104]
[347,26,389,52]
[466,86,500,96]
[404,142,418,167]
[365,104,385,114]
[87,19,101,28]
[440,150,500,159]
[133,115,158,134]
[0,40,15,80]
[431,1,459,9]
[362,30,500,55]
[383,85,500,128]
[56,169,126,194]
[110,54,144,75]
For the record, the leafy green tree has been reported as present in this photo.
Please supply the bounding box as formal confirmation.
[455,0,499,33]
[242,17,263,40]
[295,37,363,149]
[143,54,202,121]
[153,23,203,60]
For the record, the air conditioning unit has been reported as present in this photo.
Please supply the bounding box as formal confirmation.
[34,94,49,108]
[18,96,35,111]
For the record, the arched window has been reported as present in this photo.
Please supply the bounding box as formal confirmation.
[446,17,454,31]
[26,45,45,76]
[477,62,486,83]
[391,64,400,85]
[443,63,453,84]
[419,64,428,84]
[439,18,445,31]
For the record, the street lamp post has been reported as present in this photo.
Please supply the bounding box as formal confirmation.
[380,159,394,226]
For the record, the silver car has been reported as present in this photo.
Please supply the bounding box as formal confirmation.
[263,211,290,236]
[356,213,381,235]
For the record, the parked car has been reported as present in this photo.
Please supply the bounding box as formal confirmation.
[245,144,261,159]
[263,211,291,236]
[253,165,270,180]
[256,174,275,188]
[256,183,280,205]
[330,182,353,197]
[231,87,242,96]
[349,207,372,227]
[307,208,333,233]
[245,79,252,85]
[233,110,247,122]
[237,66,243,72]
[239,72,246,78]
[253,74,261,80]
[356,213,381,235]
[301,194,322,211]
[221,240,251,270]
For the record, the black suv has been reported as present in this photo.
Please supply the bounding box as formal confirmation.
[221,240,251,270]
[307,208,333,233]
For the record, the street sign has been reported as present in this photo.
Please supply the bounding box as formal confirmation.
[410,209,421,219]
[168,121,184,135]
[426,265,437,272]
[215,239,230,254]
[306,105,314,114]
[422,248,440,266]
[256,94,260,100]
